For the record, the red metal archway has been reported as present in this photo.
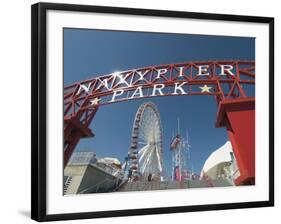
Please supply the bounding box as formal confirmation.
[64,60,255,185]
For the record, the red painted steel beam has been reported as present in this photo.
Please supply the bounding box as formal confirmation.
[63,106,98,168]
[216,98,255,185]
[64,132,82,168]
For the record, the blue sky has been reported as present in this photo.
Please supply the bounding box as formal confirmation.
[64,28,254,176]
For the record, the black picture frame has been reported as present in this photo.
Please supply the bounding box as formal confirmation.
[31,2,274,222]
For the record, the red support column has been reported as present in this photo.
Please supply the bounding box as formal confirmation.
[63,107,98,168]
[216,98,255,185]
[63,118,95,168]
[64,132,82,167]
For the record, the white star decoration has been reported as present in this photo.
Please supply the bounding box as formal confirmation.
[90,97,100,106]
[199,85,212,93]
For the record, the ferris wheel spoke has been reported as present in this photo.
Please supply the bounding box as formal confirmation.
[138,141,148,145]
[138,132,148,143]
[155,144,163,172]
[140,146,154,173]
[139,145,152,165]
[139,145,150,170]
[138,145,150,161]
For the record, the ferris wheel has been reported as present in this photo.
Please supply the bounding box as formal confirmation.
[127,102,164,182]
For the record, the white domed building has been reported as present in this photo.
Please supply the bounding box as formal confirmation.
[200,141,240,186]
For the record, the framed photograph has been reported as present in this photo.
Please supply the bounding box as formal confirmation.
[31,2,274,222]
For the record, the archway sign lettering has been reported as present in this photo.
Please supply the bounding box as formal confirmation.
[64,60,255,185]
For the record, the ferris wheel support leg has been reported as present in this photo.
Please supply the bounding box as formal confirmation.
[216,98,255,186]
